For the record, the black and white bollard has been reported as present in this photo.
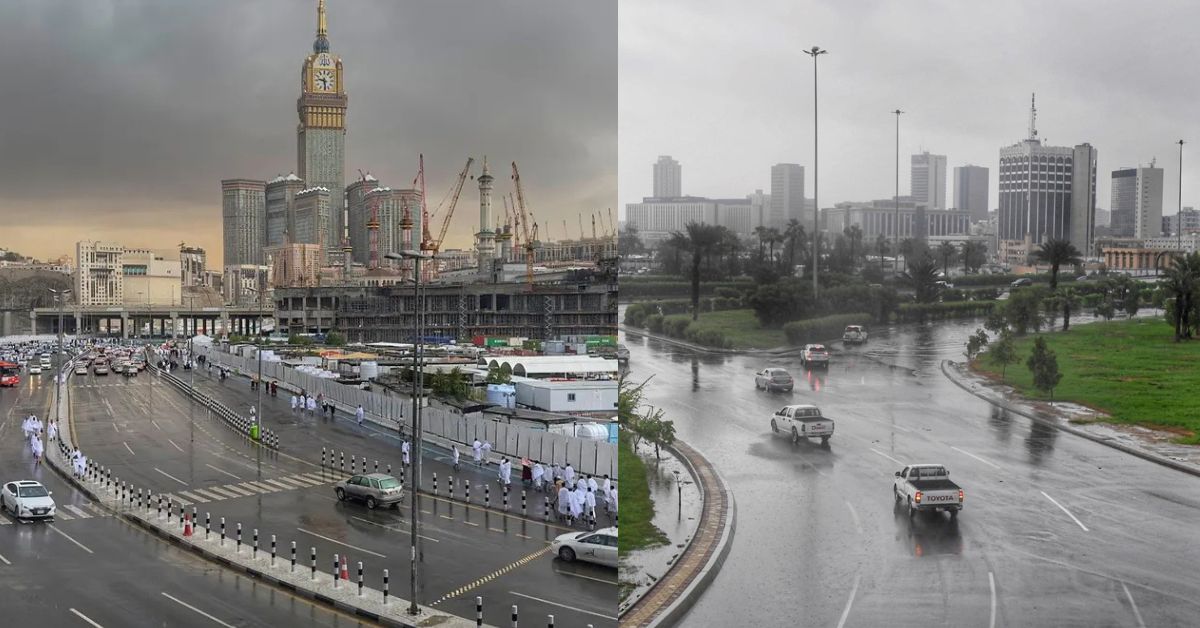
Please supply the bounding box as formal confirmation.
[466,479,471,503]
[511,604,518,628]
[192,506,198,530]
[450,476,455,501]
[544,496,550,521]
[400,464,405,484]
[476,596,484,627]
[205,512,211,539]
[548,614,555,627]
[333,553,340,588]
[236,523,242,553]
[253,528,258,558]
[322,447,326,468]
[271,534,276,565]
[383,568,389,605]
[221,517,226,546]
[291,541,297,572]
[374,459,378,473]
[340,451,345,472]
[485,484,490,509]
[433,473,438,496]
[311,547,317,580]
[387,463,392,476]
[504,485,509,511]
[351,455,356,474]
[357,561,363,596]
[522,490,527,516]
[157,494,163,520]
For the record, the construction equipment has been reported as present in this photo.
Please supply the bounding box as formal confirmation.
[607,207,617,239]
[562,220,569,243]
[578,214,585,240]
[591,213,597,240]
[423,157,474,258]
[510,162,536,288]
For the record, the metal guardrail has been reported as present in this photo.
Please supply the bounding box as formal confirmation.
[150,363,279,449]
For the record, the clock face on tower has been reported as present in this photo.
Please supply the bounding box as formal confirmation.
[314,69,335,92]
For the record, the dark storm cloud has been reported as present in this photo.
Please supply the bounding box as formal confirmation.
[0,0,615,262]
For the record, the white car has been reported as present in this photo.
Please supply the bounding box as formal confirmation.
[770,404,835,446]
[551,527,618,568]
[27,365,43,375]
[1,480,56,520]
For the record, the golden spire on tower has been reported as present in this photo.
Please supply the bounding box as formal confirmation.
[317,0,327,38]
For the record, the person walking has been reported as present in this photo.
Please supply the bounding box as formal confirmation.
[563,463,575,486]
[584,486,597,527]
[355,404,365,426]
[481,441,492,463]
[586,474,598,495]
[306,395,317,417]
[532,461,545,492]
[47,419,58,443]
[401,440,411,466]
[451,445,461,472]
[290,394,298,413]
[30,433,43,466]
[499,458,511,487]
[557,483,571,523]
[472,439,482,466]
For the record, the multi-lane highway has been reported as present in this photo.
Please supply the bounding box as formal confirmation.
[624,316,1200,627]
[0,370,372,627]
[64,359,617,627]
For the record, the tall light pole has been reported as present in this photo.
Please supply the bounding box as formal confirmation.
[892,109,904,274]
[804,46,826,298]
[1178,139,1185,254]
[386,249,432,617]
[48,288,70,423]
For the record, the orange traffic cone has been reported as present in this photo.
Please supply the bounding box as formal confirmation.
[340,555,349,580]
[183,513,193,537]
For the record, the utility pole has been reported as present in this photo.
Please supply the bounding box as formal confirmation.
[1179,140,1185,255]
[804,46,827,299]
[893,109,904,274]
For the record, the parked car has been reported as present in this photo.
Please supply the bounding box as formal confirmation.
[934,280,955,290]
[894,464,964,519]
[1,480,56,520]
[550,527,618,568]
[754,367,794,392]
[769,404,835,446]
[842,325,868,345]
[1010,277,1033,288]
[800,344,830,369]
[335,473,403,509]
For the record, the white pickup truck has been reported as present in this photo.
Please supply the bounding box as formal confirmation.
[893,464,964,518]
[842,325,868,345]
[769,404,834,446]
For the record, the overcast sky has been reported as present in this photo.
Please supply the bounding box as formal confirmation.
[0,0,615,266]
[620,0,1200,220]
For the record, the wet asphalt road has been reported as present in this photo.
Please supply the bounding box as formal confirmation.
[66,364,617,627]
[623,315,1200,628]
[0,373,370,627]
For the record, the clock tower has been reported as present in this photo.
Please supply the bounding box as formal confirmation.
[297,0,346,262]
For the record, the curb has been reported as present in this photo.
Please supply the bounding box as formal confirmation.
[940,359,1200,479]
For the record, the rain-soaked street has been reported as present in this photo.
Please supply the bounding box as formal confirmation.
[623,315,1200,627]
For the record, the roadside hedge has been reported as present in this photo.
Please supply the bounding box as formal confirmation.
[783,313,871,346]
[619,280,755,299]
[896,300,998,322]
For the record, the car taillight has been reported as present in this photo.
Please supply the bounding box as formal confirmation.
[959,490,964,502]
[914,491,922,503]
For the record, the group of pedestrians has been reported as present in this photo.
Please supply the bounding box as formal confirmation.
[21,413,48,465]
[70,447,88,478]
[289,390,337,420]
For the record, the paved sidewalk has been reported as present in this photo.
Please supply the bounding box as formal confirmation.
[618,439,735,628]
[942,359,1200,478]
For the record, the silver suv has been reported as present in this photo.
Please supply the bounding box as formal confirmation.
[335,473,403,510]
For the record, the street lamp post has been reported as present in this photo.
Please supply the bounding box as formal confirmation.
[892,109,905,275]
[386,249,432,617]
[48,288,70,423]
[1178,140,1185,253]
[673,469,682,520]
[804,46,827,299]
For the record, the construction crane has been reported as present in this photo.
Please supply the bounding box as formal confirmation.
[578,214,585,240]
[423,157,474,258]
[591,213,597,240]
[608,207,617,239]
[510,161,536,288]
[562,220,569,243]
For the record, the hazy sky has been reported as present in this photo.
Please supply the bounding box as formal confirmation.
[0,0,615,266]
[620,0,1200,219]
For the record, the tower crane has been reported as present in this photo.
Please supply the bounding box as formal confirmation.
[591,213,597,240]
[562,220,569,243]
[608,207,617,240]
[578,214,585,240]
[510,161,536,288]
[423,157,475,258]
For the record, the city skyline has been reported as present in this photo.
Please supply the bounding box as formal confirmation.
[619,0,1200,221]
[0,0,615,266]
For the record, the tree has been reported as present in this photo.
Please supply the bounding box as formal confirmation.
[960,241,987,274]
[984,307,1008,335]
[747,280,808,327]
[754,226,769,257]
[1056,287,1080,332]
[1095,300,1116,320]
[965,328,989,361]
[484,364,512,384]
[989,330,1019,381]
[325,330,346,346]
[1121,284,1141,319]
[658,231,691,277]
[1162,252,1200,341]
[937,241,958,275]
[1026,336,1063,398]
[875,234,891,276]
[1005,287,1046,334]
[641,415,677,460]
[907,254,941,304]
[1033,238,1083,290]
[783,219,805,270]
[618,225,645,257]
[684,222,725,321]
[844,225,864,268]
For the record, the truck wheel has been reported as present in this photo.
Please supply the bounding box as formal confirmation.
[821,436,830,447]
[771,419,778,434]
[907,499,916,518]
[791,428,799,445]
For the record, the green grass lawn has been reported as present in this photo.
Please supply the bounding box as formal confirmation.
[685,309,787,349]
[972,318,1200,444]
[617,431,668,555]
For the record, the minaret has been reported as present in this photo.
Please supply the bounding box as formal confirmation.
[476,156,496,271]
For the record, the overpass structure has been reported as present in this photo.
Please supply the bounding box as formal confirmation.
[29,304,275,338]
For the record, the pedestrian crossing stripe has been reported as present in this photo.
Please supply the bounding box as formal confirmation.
[161,472,348,506]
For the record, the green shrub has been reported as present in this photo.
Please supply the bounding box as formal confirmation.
[620,280,755,299]
[896,300,997,323]
[662,315,692,338]
[714,287,742,299]
[646,313,665,333]
[782,313,871,346]
[623,303,648,327]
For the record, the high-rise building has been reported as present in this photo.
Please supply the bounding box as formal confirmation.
[997,95,1097,254]
[265,173,305,247]
[476,157,496,270]
[292,187,332,251]
[1163,206,1200,235]
[363,186,424,267]
[76,241,182,307]
[345,173,380,265]
[770,163,805,227]
[180,245,207,288]
[624,200,717,247]
[748,189,770,228]
[221,179,266,266]
[297,0,347,264]
[265,242,323,288]
[653,156,682,198]
[912,152,947,210]
[76,241,124,306]
[1110,164,1163,240]
[953,165,989,221]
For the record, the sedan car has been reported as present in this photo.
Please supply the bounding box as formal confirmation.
[1010,277,1033,288]
[551,527,618,568]
[1,480,56,520]
[334,473,403,509]
[800,344,830,369]
[74,365,88,376]
[754,367,794,392]
[27,365,43,375]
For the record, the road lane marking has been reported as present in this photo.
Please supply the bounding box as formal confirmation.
[160,592,237,628]
[189,488,224,501]
[176,491,207,503]
[296,527,387,558]
[205,464,241,480]
[219,485,255,497]
[551,569,617,585]
[1040,491,1089,532]
[1122,583,1146,628]
[845,501,862,535]
[167,438,184,453]
[0,551,10,565]
[155,468,189,486]
[69,608,103,627]
[869,448,902,465]
[509,591,616,620]
[951,446,1001,470]
[151,419,162,431]
[836,574,861,628]
[112,423,119,433]
[989,571,996,628]
[349,516,439,542]
[63,504,91,518]
[262,478,297,491]
[47,523,94,554]
[431,547,550,606]
[122,441,134,456]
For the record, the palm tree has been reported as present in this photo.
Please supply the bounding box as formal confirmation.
[1163,252,1200,341]
[685,222,725,321]
[1056,287,1081,331]
[907,254,941,303]
[899,238,917,271]
[1033,238,1083,290]
[764,227,782,263]
[875,234,890,275]
[753,226,769,257]
[937,241,958,275]
[662,231,690,276]
[844,225,864,268]
[960,240,985,274]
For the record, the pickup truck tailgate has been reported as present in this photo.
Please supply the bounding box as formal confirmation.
[799,420,833,436]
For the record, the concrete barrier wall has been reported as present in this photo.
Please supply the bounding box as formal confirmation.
[201,347,617,478]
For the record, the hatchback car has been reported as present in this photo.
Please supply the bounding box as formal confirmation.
[800,344,830,369]
[335,473,403,509]
[754,367,794,392]
[1010,277,1033,288]
[1,480,56,520]
[551,527,618,568]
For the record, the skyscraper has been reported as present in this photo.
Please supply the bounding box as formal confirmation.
[297,0,347,264]
[998,95,1097,254]
[292,187,332,249]
[653,156,681,198]
[221,179,266,266]
[345,173,379,264]
[911,152,947,210]
[265,173,305,247]
[953,165,989,221]
[1110,164,1164,240]
[770,163,805,227]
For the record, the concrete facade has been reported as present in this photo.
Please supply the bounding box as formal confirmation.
[1110,164,1163,241]
[770,163,805,228]
[912,152,947,210]
[653,155,682,198]
[265,173,305,247]
[221,179,267,266]
[953,164,989,221]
